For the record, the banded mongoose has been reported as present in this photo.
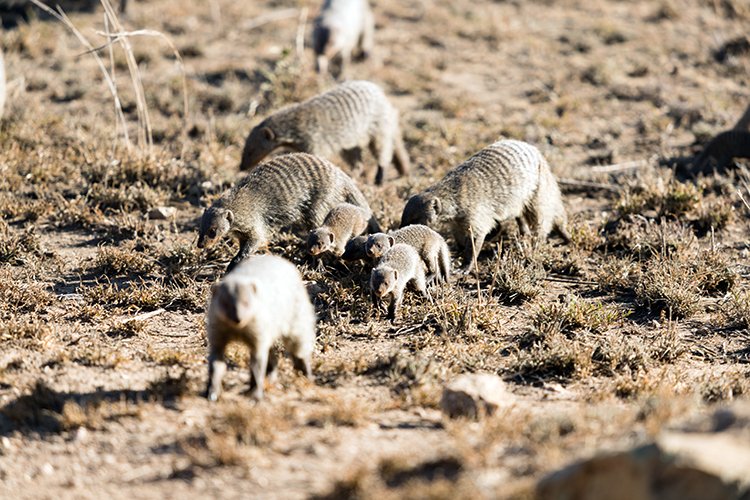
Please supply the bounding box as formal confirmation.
[312,0,374,78]
[198,153,375,271]
[400,139,570,271]
[205,255,315,402]
[307,203,375,257]
[692,130,750,172]
[366,224,451,284]
[341,235,369,261]
[370,243,428,321]
[239,80,410,185]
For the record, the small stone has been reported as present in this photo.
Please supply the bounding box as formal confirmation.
[440,373,510,419]
[148,206,176,220]
[73,427,88,442]
[40,463,54,476]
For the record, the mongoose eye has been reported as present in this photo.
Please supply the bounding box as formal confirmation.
[208,229,217,238]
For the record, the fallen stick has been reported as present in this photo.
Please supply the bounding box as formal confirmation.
[558,178,620,192]
[242,8,299,31]
[118,308,166,324]
[590,159,646,174]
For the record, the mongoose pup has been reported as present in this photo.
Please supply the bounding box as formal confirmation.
[341,235,369,261]
[400,140,569,271]
[198,153,374,271]
[366,224,451,284]
[239,80,410,185]
[313,0,374,78]
[205,255,315,402]
[370,243,428,321]
[692,130,750,172]
[307,203,373,257]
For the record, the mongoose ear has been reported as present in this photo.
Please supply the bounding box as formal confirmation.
[225,210,234,224]
[246,281,258,296]
[387,236,395,247]
[328,232,335,244]
[431,198,442,214]
[261,127,275,141]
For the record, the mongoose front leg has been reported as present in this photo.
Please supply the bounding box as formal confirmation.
[206,344,228,402]
[517,217,531,236]
[227,238,259,272]
[386,294,398,322]
[461,229,486,274]
[248,348,270,401]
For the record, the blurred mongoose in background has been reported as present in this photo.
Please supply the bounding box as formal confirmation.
[400,139,569,271]
[239,80,410,185]
[366,224,451,284]
[307,203,375,257]
[312,0,374,78]
[205,255,315,402]
[370,243,428,321]
[692,130,750,173]
[0,48,6,119]
[198,153,375,271]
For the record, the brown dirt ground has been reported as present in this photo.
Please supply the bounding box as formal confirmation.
[0,0,749,498]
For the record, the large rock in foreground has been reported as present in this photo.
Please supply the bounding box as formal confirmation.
[537,402,750,500]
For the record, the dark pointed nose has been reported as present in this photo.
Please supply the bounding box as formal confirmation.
[197,238,206,249]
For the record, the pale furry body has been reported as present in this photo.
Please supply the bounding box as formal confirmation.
[198,153,374,271]
[369,243,428,321]
[205,255,315,402]
[312,0,374,78]
[239,81,409,185]
[400,140,569,270]
[307,203,373,256]
[366,224,451,284]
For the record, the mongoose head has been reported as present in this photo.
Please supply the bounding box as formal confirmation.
[365,233,395,259]
[370,267,398,298]
[240,118,289,171]
[400,193,441,228]
[198,207,234,249]
[307,227,336,256]
[210,278,257,327]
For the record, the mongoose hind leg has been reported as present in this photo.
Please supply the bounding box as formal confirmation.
[341,147,365,178]
[291,353,313,380]
[370,129,395,185]
[206,342,228,402]
[248,347,271,401]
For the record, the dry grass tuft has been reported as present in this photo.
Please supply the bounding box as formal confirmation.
[489,247,546,304]
[635,257,702,318]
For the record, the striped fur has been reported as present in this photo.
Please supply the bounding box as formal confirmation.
[366,224,451,284]
[240,80,409,185]
[400,140,569,270]
[199,153,374,271]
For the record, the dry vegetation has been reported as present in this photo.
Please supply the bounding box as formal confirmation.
[0,0,749,498]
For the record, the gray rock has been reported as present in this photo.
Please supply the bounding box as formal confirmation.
[440,373,509,419]
[148,206,176,220]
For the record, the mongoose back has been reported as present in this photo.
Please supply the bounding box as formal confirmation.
[239,80,410,185]
[370,243,428,321]
[313,0,374,78]
[307,203,376,257]
[693,130,750,172]
[198,153,374,271]
[205,255,315,402]
[400,140,569,271]
[341,235,369,261]
[366,224,451,284]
